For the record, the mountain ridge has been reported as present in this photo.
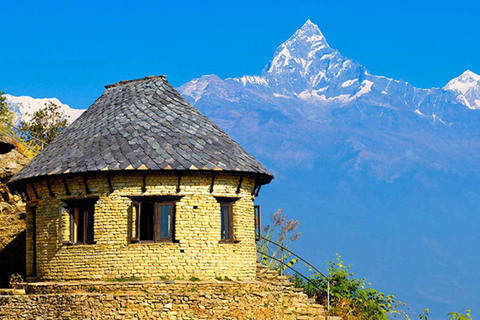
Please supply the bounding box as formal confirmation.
[3,94,83,124]
[177,20,480,181]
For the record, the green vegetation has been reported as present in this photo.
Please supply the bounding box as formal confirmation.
[0,90,14,125]
[189,276,201,282]
[448,309,472,320]
[257,209,301,272]
[9,273,24,289]
[106,275,141,282]
[257,210,473,320]
[18,102,69,144]
[293,254,408,319]
[215,276,232,281]
[0,90,69,157]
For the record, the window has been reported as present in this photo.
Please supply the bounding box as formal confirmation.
[216,197,238,242]
[254,205,261,241]
[131,198,178,243]
[59,199,96,245]
[220,202,233,241]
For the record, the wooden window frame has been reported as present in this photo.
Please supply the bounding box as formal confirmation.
[254,205,261,241]
[31,206,37,277]
[215,197,239,243]
[59,198,97,245]
[219,201,234,243]
[130,197,179,243]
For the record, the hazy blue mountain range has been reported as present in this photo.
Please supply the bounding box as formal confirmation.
[178,20,480,319]
[2,19,479,318]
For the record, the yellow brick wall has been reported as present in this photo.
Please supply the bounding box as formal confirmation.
[24,172,259,281]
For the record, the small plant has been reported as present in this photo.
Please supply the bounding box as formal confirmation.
[189,276,201,282]
[257,209,301,272]
[107,275,141,282]
[419,309,429,319]
[448,309,472,320]
[9,274,24,289]
[88,285,97,293]
[215,276,232,281]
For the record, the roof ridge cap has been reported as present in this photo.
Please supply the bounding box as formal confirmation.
[105,75,167,89]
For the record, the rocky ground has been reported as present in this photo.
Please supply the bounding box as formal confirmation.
[0,139,29,287]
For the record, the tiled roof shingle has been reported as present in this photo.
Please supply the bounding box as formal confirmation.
[10,76,273,184]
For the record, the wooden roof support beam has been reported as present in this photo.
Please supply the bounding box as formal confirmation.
[31,183,41,200]
[210,173,216,193]
[107,173,114,193]
[62,177,71,196]
[46,178,55,197]
[176,173,182,193]
[236,174,244,194]
[142,173,146,193]
[83,176,91,194]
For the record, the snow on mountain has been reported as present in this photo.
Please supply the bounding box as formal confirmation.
[178,19,480,177]
[178,20,480,319]
[3,94,84,124]
[444,70,480,109]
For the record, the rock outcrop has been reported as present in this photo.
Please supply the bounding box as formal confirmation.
[0,137,29,287]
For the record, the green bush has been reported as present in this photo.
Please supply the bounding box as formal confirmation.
[293,253,408,320]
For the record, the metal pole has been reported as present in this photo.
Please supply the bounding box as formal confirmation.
[327,280,330,311]
[280,247,284,275]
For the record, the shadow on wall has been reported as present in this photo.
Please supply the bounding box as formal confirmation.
[0,230,26,287]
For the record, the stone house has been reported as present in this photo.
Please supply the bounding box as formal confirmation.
[8,76,273,282]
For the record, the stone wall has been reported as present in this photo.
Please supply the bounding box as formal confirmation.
[0,266,331,319]
[24,172,259,281]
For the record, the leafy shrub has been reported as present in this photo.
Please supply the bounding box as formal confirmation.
[448,309,472,320]
[293,253,408,320]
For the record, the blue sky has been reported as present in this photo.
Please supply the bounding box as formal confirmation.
[1,0,479,109]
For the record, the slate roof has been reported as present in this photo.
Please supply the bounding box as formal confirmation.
[10,76,273,184]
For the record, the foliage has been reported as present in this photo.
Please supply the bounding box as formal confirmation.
[19,102,69,144]
[106,275,141,282]
[0,89,15,130]
[9,273,24,289]
[448,309,472,320]
[293,253,409,320]
[256,209,301,272]
[419,309,429,319]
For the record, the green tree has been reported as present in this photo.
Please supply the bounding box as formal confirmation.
[19,102,69,144]
[0,89,15,125]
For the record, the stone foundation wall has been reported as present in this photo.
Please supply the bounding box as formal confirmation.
[0,278,329,319]
[24,172,258,282]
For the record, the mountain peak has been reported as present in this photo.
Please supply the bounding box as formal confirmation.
[299,19,323,36]
[263,19,333,76]
[459,69,480,80]
[444,70,480,109]
[445,70,480,92]
[295,19,326,43]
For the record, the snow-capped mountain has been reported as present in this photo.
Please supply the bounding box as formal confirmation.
[444,70,480,109]
[179,20,480,318]
[178,20,480,178]
[3,94,84,124]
